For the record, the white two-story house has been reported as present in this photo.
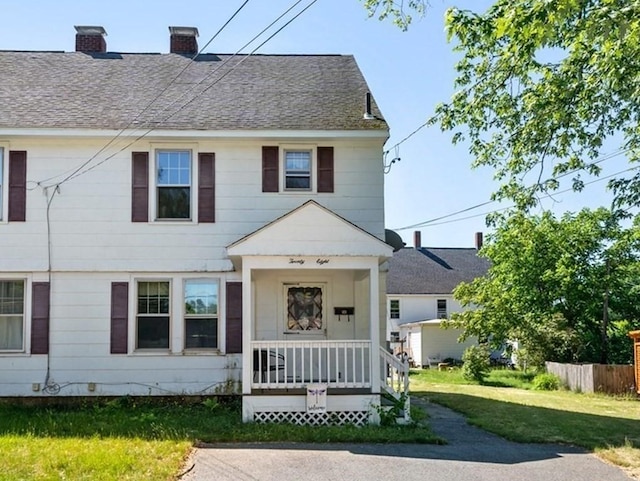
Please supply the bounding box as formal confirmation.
[0,26,405,425]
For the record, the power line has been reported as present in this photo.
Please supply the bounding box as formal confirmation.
[60,0,317,186]
[392,147,629,231]
[34,1,253,190]
[384,119,430,155]
[398,162,640,230]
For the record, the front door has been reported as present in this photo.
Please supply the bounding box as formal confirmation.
[282,283,329,382]
[283,284,326,339]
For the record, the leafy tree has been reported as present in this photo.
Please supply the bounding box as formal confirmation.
[432,0,640,211]
[450,208,640,366]
[360,0,429,30]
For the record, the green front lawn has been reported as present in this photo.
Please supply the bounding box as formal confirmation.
[410,368,640,478]
[0,396,438,480]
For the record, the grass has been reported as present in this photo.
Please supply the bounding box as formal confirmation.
[410,368,640,478]
[0,396,438,480]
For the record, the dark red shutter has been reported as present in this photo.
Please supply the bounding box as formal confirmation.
[317,147,334,193]
[31,282,50,355]
[262,146,279,192]
[198,152,215,223]
[131,152,149,222]
[225,282,243,354]
[110,282,129,354]
[8,151,27,222]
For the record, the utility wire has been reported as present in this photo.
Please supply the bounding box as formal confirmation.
[34,0,254,189]
[399,162,640,230]
[60,0,317,185]
[384,119,430,154]
[393,147,629,231]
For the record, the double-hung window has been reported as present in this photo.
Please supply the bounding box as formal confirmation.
[0,280,24,351]
[389,299,400,319]
[437,299,448,319]
[284,151,311,190]
[184,279,218,349]
[156,150,191,220]
[0,147,3,220]
[136,281,170,349]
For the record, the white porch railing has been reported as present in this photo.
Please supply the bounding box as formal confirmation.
[379,346,411,422]
[251,340,371,389]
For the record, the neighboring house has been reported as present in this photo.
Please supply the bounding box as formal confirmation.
[0,26,404,425]
[387,231,490,366]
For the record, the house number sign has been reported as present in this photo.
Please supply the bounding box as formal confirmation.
[288,258,331,265]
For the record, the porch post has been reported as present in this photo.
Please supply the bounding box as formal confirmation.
[369,260,381,393]
[241,262,253,397]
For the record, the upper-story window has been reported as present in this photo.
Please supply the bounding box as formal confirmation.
[0,147,4,221]
[0,280,25,351]
[156,150,191,220]
[262,146,334,193]
[389,299,400,319]
[284,151,311,191]
[437,299,447,319]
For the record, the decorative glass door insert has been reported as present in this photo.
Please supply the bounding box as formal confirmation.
[287,286,323,331]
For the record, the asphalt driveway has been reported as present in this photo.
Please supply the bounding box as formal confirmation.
[180,399,632,481]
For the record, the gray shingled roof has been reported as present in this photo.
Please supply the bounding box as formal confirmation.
[387,247,490,295]
[0,52,387,131]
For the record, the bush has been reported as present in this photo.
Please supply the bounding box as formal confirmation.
[462,345,491,382]
[532,372,561,391]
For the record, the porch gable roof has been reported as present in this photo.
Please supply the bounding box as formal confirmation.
[227,200,392,259]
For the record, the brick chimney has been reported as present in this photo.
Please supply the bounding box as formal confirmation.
[169,26,199,55]
[74,26,107,53]
[414,231,421,249]
[475,232,483,250]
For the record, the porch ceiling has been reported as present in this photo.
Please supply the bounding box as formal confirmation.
[227,201,392,259]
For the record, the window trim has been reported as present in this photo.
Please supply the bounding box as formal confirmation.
[0,277,28,354]
[389,299,400,319]
[148,144,199,224]
[135,279,172,351]
[155,149,192,221]
[280,145,317,193]
[183,278,220,351]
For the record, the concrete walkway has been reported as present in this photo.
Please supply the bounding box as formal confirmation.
[180,398,632,481]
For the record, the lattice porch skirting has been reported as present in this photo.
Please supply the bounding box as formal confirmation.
[254,410,369,426]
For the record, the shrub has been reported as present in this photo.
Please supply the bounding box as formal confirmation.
[462,345,491,382]
[532,372,561,391]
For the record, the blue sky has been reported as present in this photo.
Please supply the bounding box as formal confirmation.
[3,0,626,247]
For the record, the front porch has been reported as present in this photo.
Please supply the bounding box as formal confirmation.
[227,201,407,425]
[245,340,409,425]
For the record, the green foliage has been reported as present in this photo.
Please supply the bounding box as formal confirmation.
[360,0,428,30]
[202,397,220,411]
[462,345,491,382]
[608,320,637,364]
[532,373,561,391]
[432,0,640,212]
[376,392,410,426]
[451,208,640,366]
